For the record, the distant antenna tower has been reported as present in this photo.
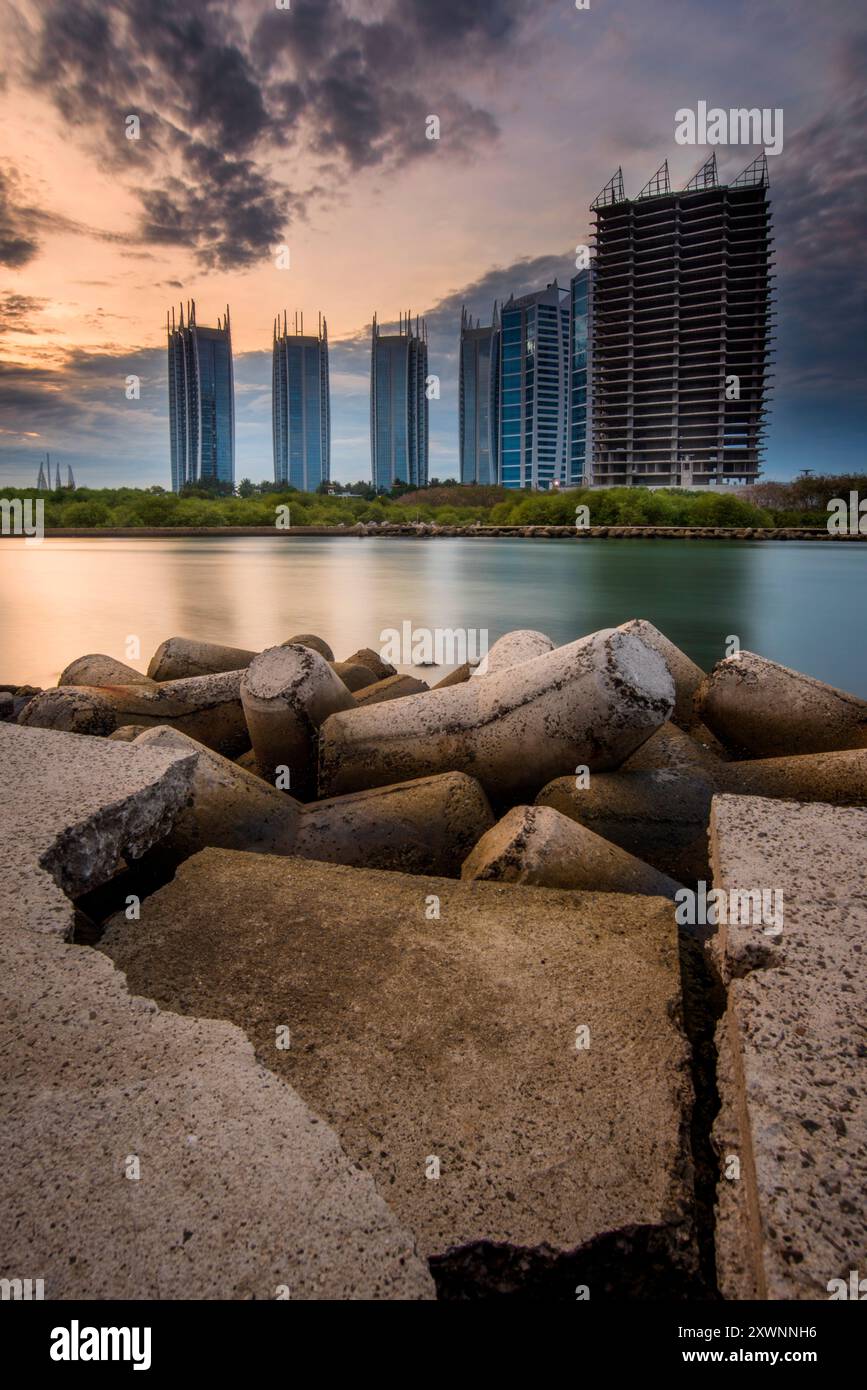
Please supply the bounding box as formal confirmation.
[54,459,62,490]
[66,464,76,489]
[36,459,47,490]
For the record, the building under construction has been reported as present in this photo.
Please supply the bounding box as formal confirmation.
[589,152,773,487]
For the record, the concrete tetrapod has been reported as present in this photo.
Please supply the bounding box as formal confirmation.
[697,651,867,756]
[619,619,706,729]
[319,625,675,801]
[241,644,357,797]
[461,804,682,898]
[133,727,493,877]
[18,670,249,756]
[476,629,553,676]
[59,654,155,687]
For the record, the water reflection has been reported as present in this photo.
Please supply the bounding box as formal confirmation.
[0,536,864,695]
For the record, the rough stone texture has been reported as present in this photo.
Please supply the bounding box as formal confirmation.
[148,636,259,681]
[708,795,867,1300]
[320,625,674,801]
[132,726,301,859]
[476,629,553,677]
[461,804,681,898]
[0,723,433,1300]
[331,660,379,692]
[620,720,726,774]
[0,723,196,932]
[59,654,154,687]
[353,674,430,706]
[241,645,355,797]
[295,772,494,877]
[697,651,867,757]
[286,633,334,662]
[343,647,397,682]
[100,849,696,1286]
[19,671,249,757]
[619,620,706,728]
[537,769,715,883]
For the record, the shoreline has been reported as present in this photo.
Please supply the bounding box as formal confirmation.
[3,524,865,541]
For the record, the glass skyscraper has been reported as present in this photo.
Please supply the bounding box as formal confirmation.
[167,301,234,492]
[272,311,331,490]
[459,305,500,485]
[370,312,429,489]
[569,270,592,486]
[498,282,570,490]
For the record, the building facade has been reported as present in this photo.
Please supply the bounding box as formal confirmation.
[590,153,773,487]
[499,282,570,490]
[272,311,330,490]
[167,302,235,492]
[569,269,592,487]
[459,306,500,485]
[370,313,429,489]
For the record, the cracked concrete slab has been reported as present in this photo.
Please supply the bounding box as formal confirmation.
[0,723,434,1300]
[100,849,697,1291]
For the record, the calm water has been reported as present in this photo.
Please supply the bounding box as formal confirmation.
[1,536,865,695]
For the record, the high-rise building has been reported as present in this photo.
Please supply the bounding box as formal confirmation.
[370,312,429,489]
[569,270,592,487]
[499,282,570,490]
[590,153,773,487]
[459,305,500,485]
[167,301,235,492]
[272,311,330,490]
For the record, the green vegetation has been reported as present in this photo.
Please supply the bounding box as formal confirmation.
[1,475,859,530]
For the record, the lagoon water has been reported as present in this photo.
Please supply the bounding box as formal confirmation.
[1,535,865,695]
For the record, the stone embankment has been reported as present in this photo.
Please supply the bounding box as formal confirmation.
[2,624,865,1299]
[15,523,867,541]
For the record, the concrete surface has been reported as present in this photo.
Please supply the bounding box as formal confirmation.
[100,850,697,1288]
[708,794,867,1300]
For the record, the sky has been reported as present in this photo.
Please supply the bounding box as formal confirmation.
[0,0,864,488]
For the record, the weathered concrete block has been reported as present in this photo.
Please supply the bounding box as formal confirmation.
[715,748,867,805]
[353,674,430,706]
[0,731,432,1298]
[619,620,705,728]
[620,720,726,774]
[319,626,674,801]
[433,661,478,689]
[19,671,249,757]
[285,633,334,662]
[108,724,152,742]
[343,647,396,681]
[536,769,715,883]
[241,645,355,797]
[708,795,867,1300]
[132,726,301,859]
[295,771,494,877]
[0,723,196,928]
[59,654,154,687]
[476,629,553,676]
[697,651,867,756]
[148,636,259,681]
[330,660,379,692]
[461,804,681,898]
[100,850,696,1292]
